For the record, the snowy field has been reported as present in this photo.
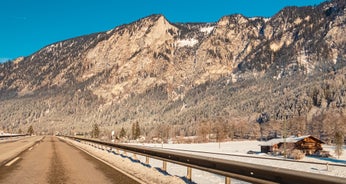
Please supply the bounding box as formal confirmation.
[63,137,346,184]
[131,141,346,183]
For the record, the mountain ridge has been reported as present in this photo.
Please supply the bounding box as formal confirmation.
[0,0,345,140]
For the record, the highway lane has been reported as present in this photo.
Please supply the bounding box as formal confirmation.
[0,136,139,184]
[0,136,43,166]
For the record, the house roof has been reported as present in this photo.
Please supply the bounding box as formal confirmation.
[259,135,323,146]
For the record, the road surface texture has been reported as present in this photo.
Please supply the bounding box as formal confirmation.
[0,136,43,166]
[0,136,139,184]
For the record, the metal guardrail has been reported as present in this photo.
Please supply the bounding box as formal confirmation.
[65,136,345,184]
[160,147,346,167]
[0,134,28,138]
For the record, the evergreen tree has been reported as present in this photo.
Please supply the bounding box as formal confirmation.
[131,122,141,140]
[334,131,344,159]
[27,125,34,136]
[132,123,136,139]
[91,123,100,138]
[120,127,126,138]
[135,121,141,139]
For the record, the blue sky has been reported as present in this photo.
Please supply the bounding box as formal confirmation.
[0,0,327,63]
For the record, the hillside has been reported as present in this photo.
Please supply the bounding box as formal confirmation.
[0,0,345,141]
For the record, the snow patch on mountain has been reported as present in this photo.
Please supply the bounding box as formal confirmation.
[297,50,315,74]
[177,38,199,47]
[200,26,214,34]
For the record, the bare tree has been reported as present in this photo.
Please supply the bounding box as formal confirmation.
[213,120,228,148]
[157,124,170,142]
[197,121,211,142]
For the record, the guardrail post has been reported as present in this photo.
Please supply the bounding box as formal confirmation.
[162,161,167,172]
[145,156,150,165]
[124,150,127,156]
[225,176,231,184]
[187,167,192,181]
[116,148,120,154]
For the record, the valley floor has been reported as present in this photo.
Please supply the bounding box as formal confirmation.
[131,140,346,183]
[63,138,346,184]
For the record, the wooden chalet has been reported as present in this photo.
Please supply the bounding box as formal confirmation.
[260,135,324,155]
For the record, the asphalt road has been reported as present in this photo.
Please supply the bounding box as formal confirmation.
[0,136,139,184]
[0,136,43,166]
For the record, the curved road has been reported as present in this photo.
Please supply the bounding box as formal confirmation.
[0,136,139,184]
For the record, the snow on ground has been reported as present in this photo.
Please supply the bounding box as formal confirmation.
[131,141,346,182]
[64,138,346,184]
[139,140,346,161]
[147,141,260,154]
[132,154,238,184]
[0,133,20,136]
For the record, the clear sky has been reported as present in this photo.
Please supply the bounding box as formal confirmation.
[0,0,327,63]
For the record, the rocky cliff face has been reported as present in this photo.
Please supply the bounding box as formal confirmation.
[0,0,345,139]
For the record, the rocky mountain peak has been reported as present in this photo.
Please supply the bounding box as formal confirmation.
[217,14,249,27]
[0,0,346,138]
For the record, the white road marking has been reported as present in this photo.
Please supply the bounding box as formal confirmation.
[5,157,20,167]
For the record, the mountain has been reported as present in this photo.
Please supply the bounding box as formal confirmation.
[0,0,345,140]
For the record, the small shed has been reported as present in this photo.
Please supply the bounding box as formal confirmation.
[260,135,324,155]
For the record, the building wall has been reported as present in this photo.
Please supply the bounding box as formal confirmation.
[295,137,323,155]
